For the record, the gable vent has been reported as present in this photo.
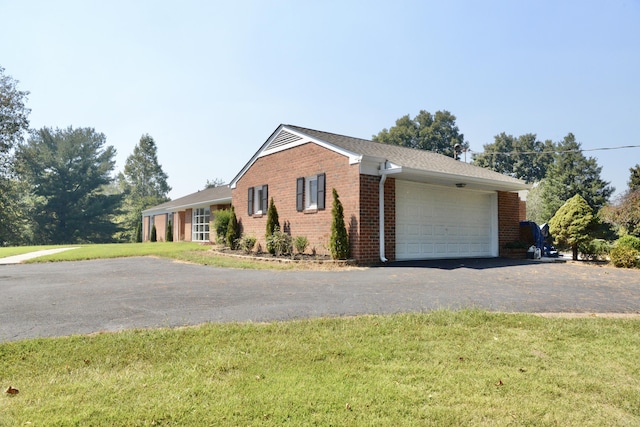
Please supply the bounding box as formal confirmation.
[266,130,303,151]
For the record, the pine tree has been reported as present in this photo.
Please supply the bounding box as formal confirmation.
[329,188,349,259]
[135,221,142,243]
[150,224,157,242]
[539,133,613,222]
[117,134,171,241]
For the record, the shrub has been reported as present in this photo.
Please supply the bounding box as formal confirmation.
[609,245,639,268]
[293,236,309,255]
[226,207,240,249]
[213,209,232,244]
[135,221,142,243]
[238,235,257,254]
[150,224,157,242]
[579,239,611,261]
[266,226,291,256]
[617,235,640,252]
[166,221,173,242]
[329,188,349,260]
[265,198,280,254]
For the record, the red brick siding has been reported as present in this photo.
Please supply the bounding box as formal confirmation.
[498,191,525,256]
[232,143,361,256]
[353,175,396,263]
[184,209,192,241]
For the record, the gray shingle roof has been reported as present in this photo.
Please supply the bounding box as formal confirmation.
[142,185,231,214]
[286,125,527,188]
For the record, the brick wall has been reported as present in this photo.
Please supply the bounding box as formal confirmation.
[353,175,396,263]
[232,143,361,256]
[498,191,525,256]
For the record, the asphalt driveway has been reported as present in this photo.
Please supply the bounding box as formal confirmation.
[1,257,639,342]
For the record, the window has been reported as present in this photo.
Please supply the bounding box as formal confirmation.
[248,185,268,216]
[192,207,210,241]
[297,173,325,211]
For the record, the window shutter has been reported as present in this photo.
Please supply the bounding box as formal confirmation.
[317,173,326,210]
[296,178,304,212]
[248,187,254,216]
[261,185,268,213]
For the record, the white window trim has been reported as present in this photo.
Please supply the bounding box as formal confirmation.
[305,175,318,210]
[253,187,264,215]
[192,207,211,242]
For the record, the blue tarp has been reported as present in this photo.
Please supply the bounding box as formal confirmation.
[519,221,545,250]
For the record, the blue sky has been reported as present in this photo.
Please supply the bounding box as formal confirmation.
[1,0,638,200]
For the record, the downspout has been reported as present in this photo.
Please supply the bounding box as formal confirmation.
[379,162,388,263]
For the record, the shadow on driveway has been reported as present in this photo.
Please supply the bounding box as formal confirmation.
[382,257,564,270]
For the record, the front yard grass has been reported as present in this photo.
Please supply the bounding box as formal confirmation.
[0,243,329,270]
[1,310,639,426]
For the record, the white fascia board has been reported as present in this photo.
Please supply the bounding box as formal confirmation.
[142,197,232,215]
[399,167,531,191]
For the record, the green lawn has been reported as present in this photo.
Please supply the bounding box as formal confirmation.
[1,310,639,426]
[0,242,315,270]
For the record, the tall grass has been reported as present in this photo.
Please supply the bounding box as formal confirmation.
[1,311,639,426]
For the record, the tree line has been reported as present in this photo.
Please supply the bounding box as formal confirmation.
[0,66,171,245]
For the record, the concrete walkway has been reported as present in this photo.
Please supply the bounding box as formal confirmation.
[0,247,80,265]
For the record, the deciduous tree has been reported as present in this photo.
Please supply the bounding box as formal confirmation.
[472,133,556,183]
[373,110,468,158]
[0,66,30,244]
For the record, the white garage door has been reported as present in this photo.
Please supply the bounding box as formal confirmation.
[396,181,497,260]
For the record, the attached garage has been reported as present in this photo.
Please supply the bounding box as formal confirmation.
[395,180,498,260]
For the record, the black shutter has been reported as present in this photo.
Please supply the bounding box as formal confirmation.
[317,173,326,210]
[261,185,268,213]
[296,178,304,211]
[248,187,254,216]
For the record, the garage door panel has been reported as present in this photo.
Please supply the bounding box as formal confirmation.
[396,181,496,260]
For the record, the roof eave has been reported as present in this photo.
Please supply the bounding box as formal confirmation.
[397,167,531,191]
[142,196,232,214]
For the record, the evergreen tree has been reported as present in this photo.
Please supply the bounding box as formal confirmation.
[166,220,173,242]
[226,206,240,249]
[629,164,640,191]
[328,188,349,259]
[539,133,613,222]
[150,224,157,242]
[265,197,280,254]
[16,126,122,244]
[549,194,596,260]
[135,220,142,243]
[117,134,171,241]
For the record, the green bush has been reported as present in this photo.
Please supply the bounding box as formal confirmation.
[135,221,142,243]
[226,207,240,249]
[266,226,291,256]
[579,239,611,261]
[609,245,639,268]
[265,198,280,255]
[617,235,640,252]
[150,224,157,242]
[166,221,173,242]
[238,235,257,254]
[293,236,309,255]
[329,188,349,260]
[213,209,232,244]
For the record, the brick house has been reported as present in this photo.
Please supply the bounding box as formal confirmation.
[229,124,529,263]
[142,186,231,242]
